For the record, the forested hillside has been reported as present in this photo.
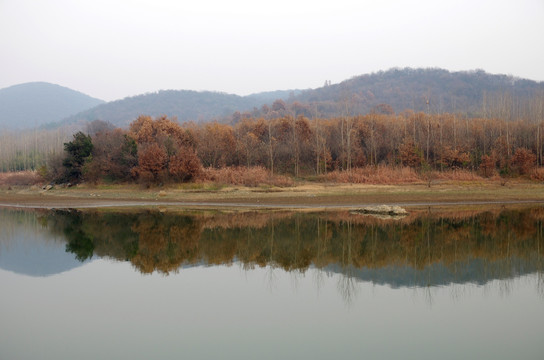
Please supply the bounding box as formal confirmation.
[0,82,104,130]
[245,68,544,120]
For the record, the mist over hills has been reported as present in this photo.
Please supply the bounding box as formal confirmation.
[3,68,544,131]
[0,82,104,130]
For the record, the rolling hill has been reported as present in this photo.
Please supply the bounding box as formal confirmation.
[285,68,544,117]
[5,68,544,131]
[65,68,541,128]
[0,82,105,130]
[59,89,299,128]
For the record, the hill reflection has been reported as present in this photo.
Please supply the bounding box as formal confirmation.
[28,207,543,287]
[0,209,90,276]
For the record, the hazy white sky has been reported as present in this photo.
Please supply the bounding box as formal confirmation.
[1,0,543,101]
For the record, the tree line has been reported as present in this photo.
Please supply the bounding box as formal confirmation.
[37,106,544,185]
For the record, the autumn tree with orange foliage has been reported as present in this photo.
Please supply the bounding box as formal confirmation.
[438,146,471,170]
[399,140,422,168]
[169,146,202,182]
[511,147,536,175]
[479,154,496,177]
[129,115,202,184]
[135,142,168,183]
[234,118,267,167]
[197,122,236,168]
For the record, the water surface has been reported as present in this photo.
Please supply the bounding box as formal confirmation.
[1,207,543,359]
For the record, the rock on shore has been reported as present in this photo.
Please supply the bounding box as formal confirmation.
[351,205,408,218]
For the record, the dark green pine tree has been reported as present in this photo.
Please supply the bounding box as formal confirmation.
[62,131,93,183]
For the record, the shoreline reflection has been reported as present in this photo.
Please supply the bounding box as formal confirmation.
[1,207,542,291]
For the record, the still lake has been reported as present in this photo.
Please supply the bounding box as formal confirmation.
[0,206,543,360]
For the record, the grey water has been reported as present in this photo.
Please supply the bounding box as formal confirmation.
[0,207,543,360]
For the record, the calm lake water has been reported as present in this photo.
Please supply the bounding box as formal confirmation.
[0,207,543,360]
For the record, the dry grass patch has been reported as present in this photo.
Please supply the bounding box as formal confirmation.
[320,167,489,185]
[320,166,421,184]
[530,168,544,181]
[201,166,293,187]
[0,171,43,186]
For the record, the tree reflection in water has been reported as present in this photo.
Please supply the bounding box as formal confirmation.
[33,207,544,294]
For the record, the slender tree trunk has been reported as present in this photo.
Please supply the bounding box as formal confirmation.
[483,119,486,155]
[426,98,431,163]
[426,115,430,163]
[537,93,544,166]
[346,117,352,171]
[314,117,320,175]
[453,114,457,150]
[268,121,274,175]
[506,121,511,157]
[340,117,345,170]
[439,116,443,171]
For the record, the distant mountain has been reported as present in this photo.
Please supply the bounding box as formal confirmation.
[285,68,544,117]
[0,82,105,130]
[60,89,301,128]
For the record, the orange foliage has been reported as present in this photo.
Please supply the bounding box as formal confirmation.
[479,154,496,177]
[54,113,544,185]
[398,140,422,168]
[431,169,483,181]
[511,147,536,175]
[530,167,544,181]
[439,147,470,169]
[125,115,203,185]
[135,143,168,183]
[130,115,193,147]
[197,122,236,168]
[169,147,202,182]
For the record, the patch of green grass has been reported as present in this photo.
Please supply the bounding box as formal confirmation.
[249,184,283,193]
[300,175,322,182]
[172,182,226,192]
[95,184,122,190]
[173,182,206,190]
[202,183,225,191]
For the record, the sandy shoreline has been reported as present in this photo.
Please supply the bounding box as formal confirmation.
[1,181,544,211]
